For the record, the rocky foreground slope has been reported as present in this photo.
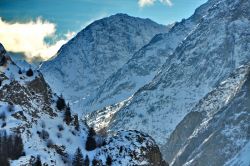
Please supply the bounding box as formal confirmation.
[0,43,166,166]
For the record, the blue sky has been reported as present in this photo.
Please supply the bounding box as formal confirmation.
[0,0,207,35]
[0,0,207,60]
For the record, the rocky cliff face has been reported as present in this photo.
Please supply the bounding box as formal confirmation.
[95,0,250,146]
[0,43,166,165]
[162,64,250,166]
[40,14,168,112]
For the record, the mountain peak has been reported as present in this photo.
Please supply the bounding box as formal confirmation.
[85,13,165,31]
[41,13,168,109]
[110,13,130,18]
[108,13,156,22]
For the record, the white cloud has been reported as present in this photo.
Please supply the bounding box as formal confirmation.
[138,0,173,7]
[0,17,75,61]
[160,0,173,6]
[138,0,156,7]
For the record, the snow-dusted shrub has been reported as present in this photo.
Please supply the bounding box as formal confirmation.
[41,121,46,128]
[57,124,64,131]
[40,129,49,140]
[7,103,15,112]
[46,139,53,148]
[57,132,62,138]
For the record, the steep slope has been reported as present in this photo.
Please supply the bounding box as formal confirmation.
[87,0,219,112]
[0,43,167,165]
[40,14,168,109]
[162,64,250,166]
[96,0,250,145]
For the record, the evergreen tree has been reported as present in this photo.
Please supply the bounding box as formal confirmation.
[92,158,99,166]
[89,127,96,137]
[0,55,6,66]
[26,68,33,77]
[106,155,112,166]
[18,69,22,74]
[84,155,90,166]
[13,134,24,159]
[119,146,123,154]
[56,95,66,110]
[72,147,84,166]
[34,156,42,166]
[64,103,72,125]
[85,136,96,151]
[73,115,80,131]
[85,128,97,151]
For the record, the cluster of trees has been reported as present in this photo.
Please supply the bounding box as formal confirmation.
[0,130,24,166]
[56,95,80,130]
[56,95,72,125]
[86,127,107,151]
[56,96,112,165]
[72,127,112,165]
[72,147,112,166]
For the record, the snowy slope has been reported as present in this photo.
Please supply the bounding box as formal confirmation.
[95,0,250,145]
[162,64,250,166]
[0,43,166,165]
[40,14,168,112]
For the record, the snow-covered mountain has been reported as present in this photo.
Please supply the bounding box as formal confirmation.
[86,0,221,112]
[162,64,250,165]
[0,43,166,165]
[40,14,169,111]
[87,0,250,147]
